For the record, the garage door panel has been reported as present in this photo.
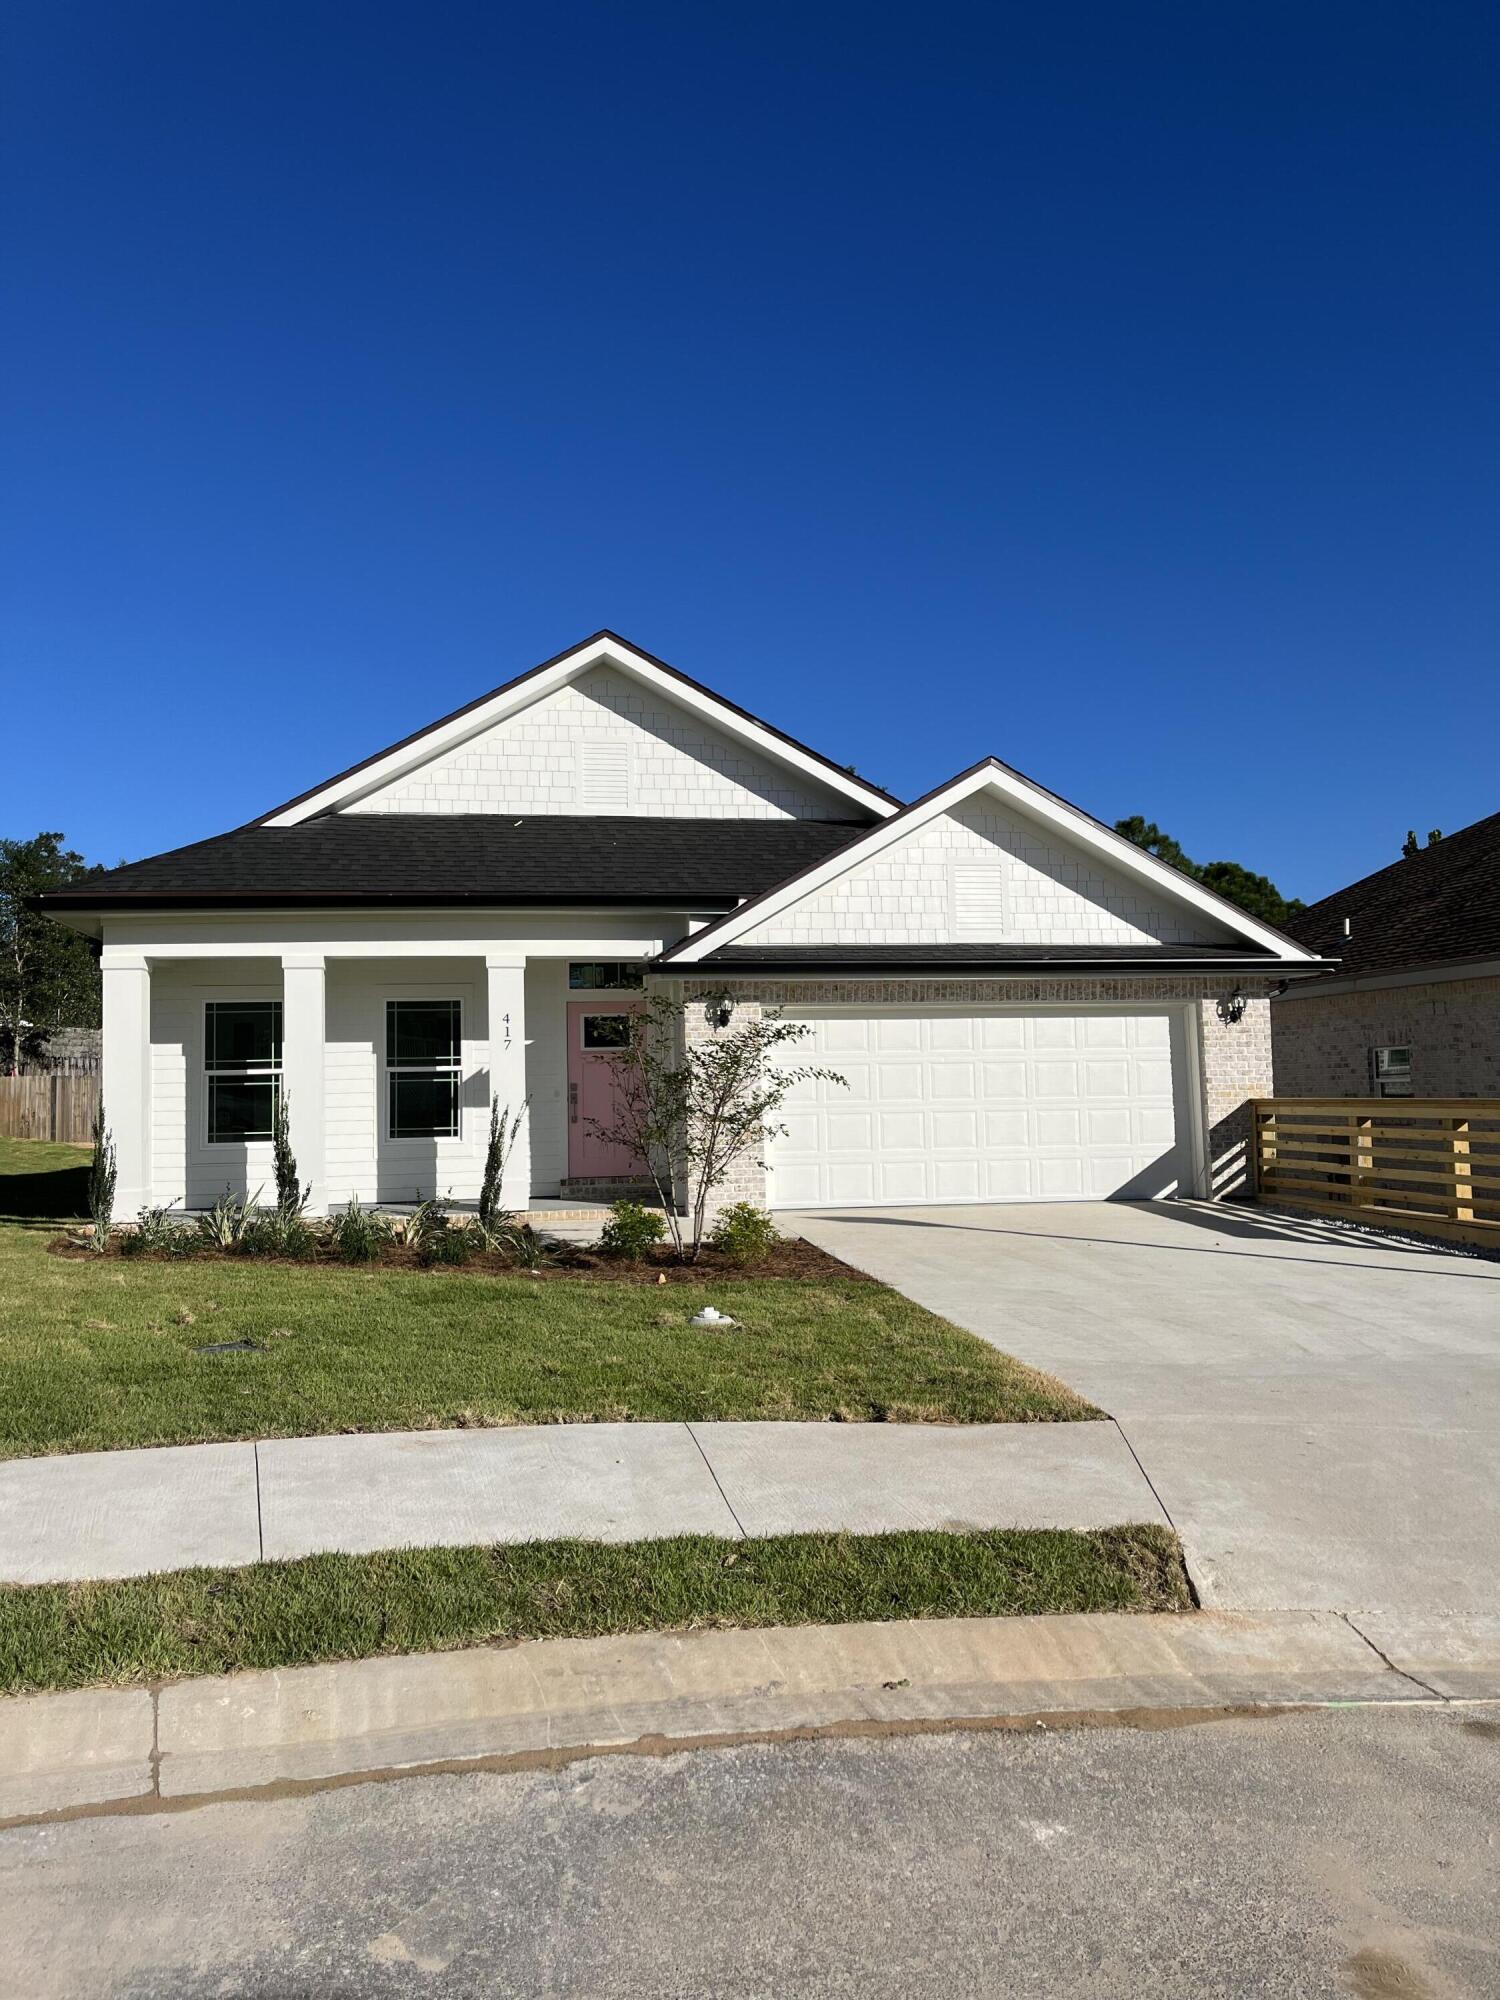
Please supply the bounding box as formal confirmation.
[875,1062,925,1101]
[873,1016,923,1052]
[1038,1157,1086,1197]
[1082,1016,1129,1048]
[931,1109,979,1149]
[767,1009,1185,1209]
[986,1157,1037,1199]
[1136,1105,1177,1145]
[1035,1107,1081,1146]
[822,1019,873,1054]
[980,1060,1028,1096]
[1033,1017,1079,1049]
[1082,1060,1131,1097]
[934,1159,983,1200]
[826,1110,874,1151]
[826,1162,877,1203]
[878,1109,926,1149]
[1032,1060,1079,1097]
[1085,1106,1133,1145]
[881,1160,931,1202]
[979,1016,1027,1049]
[984,1108,1029,1147]
[778,1109,822,1152]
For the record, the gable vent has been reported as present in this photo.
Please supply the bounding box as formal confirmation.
[579,740,631,812]
[949,859,1006,940]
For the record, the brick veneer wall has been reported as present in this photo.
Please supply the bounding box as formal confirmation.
[1272,976,1500,1098]
[657,975,1277,1218]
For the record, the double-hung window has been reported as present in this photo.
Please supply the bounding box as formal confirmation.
[386,1000,462,1139]
[205,1001,282,1144]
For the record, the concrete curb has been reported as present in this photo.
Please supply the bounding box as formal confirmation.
[5,1608,1498,1827]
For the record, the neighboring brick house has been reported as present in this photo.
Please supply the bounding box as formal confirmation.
[37,630,1328,1220]
[1273,810,1500,1099]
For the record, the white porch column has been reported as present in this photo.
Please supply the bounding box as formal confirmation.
[281,954,327,1214]
[485,958,530,1207]
[100,950,152,1220]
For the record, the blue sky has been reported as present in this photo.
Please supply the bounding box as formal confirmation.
[4,3,1495,899]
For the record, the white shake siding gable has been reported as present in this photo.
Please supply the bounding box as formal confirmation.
[737,797,1236,948]
[343,665,854,820]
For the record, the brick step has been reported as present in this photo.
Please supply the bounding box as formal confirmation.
[559,1177,666,1204]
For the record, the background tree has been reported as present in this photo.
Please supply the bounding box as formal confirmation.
[1114,818,1304,930]
[0,833,103,1072]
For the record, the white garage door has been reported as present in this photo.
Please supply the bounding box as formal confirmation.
[766,1009,1186,1209]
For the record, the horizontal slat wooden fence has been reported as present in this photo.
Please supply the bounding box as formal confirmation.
[1252,1098,1500,1248]
[0,1073,101,1145]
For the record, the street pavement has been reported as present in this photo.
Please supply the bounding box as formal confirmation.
[4,1704,1495,1997]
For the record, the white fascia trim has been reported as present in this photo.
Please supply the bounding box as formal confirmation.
[262,637,897,826]
[664,762,1320,964]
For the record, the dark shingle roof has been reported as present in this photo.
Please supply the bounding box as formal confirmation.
[695,943,1291,972]
[35,817,872,912]
[1283,811,1500,979]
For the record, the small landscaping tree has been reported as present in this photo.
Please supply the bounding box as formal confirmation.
[87,1100,116,1251]
[478,1098,527,1233]
[271,1088,309,1220]
[589,996,844,1263]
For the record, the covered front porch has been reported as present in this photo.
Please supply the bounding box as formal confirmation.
[98,914,687,1217]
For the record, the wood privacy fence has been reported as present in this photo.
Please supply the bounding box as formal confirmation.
[1252,1098,1500,1248]
[0,1072,101,1145]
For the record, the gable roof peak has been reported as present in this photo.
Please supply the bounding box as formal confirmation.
[660,752,1321,965]
[257,631,901,826]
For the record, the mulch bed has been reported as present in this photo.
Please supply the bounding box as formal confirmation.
[47,1232,873,1284]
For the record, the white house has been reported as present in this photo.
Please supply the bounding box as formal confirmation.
[41,632,1329,1218]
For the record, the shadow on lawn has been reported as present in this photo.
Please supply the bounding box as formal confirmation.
[0,1162,89,1223]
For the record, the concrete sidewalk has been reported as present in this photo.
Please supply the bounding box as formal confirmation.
[5,1606,1498,1826]
[0,1418,1163,1586]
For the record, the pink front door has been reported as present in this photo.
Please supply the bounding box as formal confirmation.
[566,1001,647,1177]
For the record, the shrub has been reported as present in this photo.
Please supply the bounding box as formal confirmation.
[407,1198,473,1267]
[195,1187,259,1252]
[241,1207,317,1260]
[708,1203,780,1267]
[330,1196,393,1264]
[121,1205,196,1259]
[598,1200,668,1261]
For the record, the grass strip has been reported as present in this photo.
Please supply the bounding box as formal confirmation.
[0,1525,1191,1695]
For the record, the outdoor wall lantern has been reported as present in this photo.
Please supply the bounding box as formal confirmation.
[1217,987,1248,1026]
[707,993,736,1030]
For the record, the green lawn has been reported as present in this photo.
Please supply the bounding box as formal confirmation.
[0,1525,1191,1695]
[0,1138,1094,1454]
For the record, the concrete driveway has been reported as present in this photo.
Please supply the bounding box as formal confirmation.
[789,1201,1500,1616]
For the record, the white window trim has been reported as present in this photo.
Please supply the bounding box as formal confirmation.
[385,997,464,1144]
[203,999,283,1149]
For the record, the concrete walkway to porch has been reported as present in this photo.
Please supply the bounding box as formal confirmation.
[0,1418,1163,1587]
